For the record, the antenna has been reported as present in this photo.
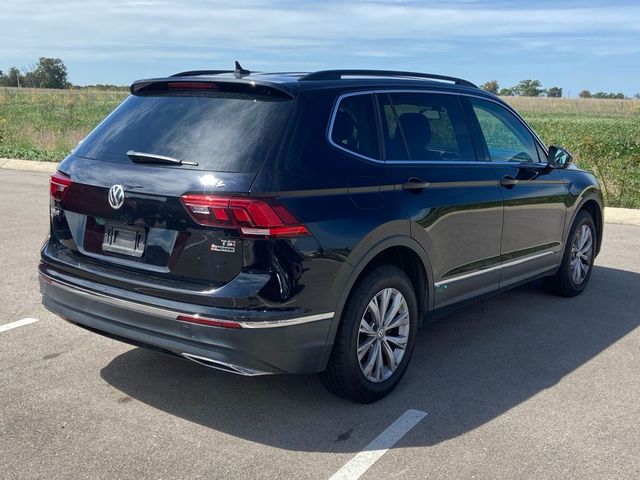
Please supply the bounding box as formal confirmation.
[234,61,251,78]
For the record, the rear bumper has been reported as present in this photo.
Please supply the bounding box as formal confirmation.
[39,266,334,375]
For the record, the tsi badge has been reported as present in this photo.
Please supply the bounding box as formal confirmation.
[108,184,125,210]
[211,239,236,253]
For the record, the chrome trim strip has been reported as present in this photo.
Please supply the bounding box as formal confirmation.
[326,90,385,163]
[434,264,502,287]
[40,273,334,329]
[434,250,555,287]
[500,250,555,269]
[240,312,334,328]
[327,89,548,165]
[41,272,178,319]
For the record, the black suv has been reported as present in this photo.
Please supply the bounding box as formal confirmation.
[40,66,603,403]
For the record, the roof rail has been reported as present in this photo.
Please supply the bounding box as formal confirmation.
[170,70,233,77]
[299,69,477,88]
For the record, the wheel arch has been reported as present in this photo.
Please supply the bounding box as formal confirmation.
[320,228,434,370]
[566,188,604,257]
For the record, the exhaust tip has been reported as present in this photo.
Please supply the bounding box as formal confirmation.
[181,353,271,376]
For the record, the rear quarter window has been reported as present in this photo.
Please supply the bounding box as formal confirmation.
[73,92,292,173]
[330,94,380,159]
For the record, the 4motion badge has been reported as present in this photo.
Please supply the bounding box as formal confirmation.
[211,239,236,253]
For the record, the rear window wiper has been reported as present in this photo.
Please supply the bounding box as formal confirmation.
[127,150,198,166]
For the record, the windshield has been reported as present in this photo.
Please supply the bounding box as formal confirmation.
[73,92,292,172]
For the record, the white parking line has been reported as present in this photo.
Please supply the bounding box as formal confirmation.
[0,317,40,333]
[329,409,428,480]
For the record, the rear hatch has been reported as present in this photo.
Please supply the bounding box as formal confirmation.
[45,80,294,298]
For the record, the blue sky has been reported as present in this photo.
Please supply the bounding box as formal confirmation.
[2,0,639,96]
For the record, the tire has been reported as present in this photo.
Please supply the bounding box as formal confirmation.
[544,210,596,297]
[321,265,418,403]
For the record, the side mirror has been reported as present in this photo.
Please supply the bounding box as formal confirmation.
[548,145,573,168]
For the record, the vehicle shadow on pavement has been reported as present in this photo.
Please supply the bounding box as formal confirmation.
[101,265,640,453]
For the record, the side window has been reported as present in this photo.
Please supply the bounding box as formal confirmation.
[377,94,409,160]
[471,99,540,163]
[380,92,475,162]
[331,94,379,159]
[536,142,549,164]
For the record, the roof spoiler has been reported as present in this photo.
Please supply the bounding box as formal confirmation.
[129,78,296,98]
[171,61,251,79]
[170,69,233,77]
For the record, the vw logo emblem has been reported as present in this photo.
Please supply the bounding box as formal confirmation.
[108,184,125,210]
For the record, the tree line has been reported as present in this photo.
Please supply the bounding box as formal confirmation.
[0,57,126,90]
[0,58,69,89]
[1,58,638,98]
[578,90,628,99]
[480,79,636,99]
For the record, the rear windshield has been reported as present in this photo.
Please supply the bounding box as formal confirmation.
[73,92,292,172]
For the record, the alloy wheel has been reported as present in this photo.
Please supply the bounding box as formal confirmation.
[570,224,593,285]
[357,288,410,383]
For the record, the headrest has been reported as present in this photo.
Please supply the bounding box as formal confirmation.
[397,112,431,145]
[333,110,357,148]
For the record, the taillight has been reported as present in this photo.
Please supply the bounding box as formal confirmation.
[180,195,310,238]
[50,172,72,201]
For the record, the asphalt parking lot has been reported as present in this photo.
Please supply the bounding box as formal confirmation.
[1,168,639,480]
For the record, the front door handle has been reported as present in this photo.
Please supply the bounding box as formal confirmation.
[402,177,430,191]
[499,176,519,188]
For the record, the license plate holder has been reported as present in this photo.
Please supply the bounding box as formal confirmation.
[102,223,146,257]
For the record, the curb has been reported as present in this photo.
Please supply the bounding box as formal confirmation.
[1,158,639,226]
[1,158,58,173]
[605,207,640,226]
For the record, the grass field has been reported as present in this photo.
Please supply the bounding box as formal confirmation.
[1,87,639,207]
[0,88,128,163]
[505,97,640,208]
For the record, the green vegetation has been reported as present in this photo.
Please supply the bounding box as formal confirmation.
[579,90,626,99]
[482,79,562,98]
[507,97,640,208]
[0,88,638,208]
[0,88,127,161]
[1,58,70,89]
[482,79,623,99]
[1,57,127,91]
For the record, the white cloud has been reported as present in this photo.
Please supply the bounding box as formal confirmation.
[1,0,638,84]
[3,1,640,50]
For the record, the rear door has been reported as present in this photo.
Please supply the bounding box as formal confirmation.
[376,91,504,308]
[49,81,293,296]
[465,97,567,287]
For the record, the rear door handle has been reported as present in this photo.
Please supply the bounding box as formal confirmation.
[402,177,430,191]
[499,176,519,188]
